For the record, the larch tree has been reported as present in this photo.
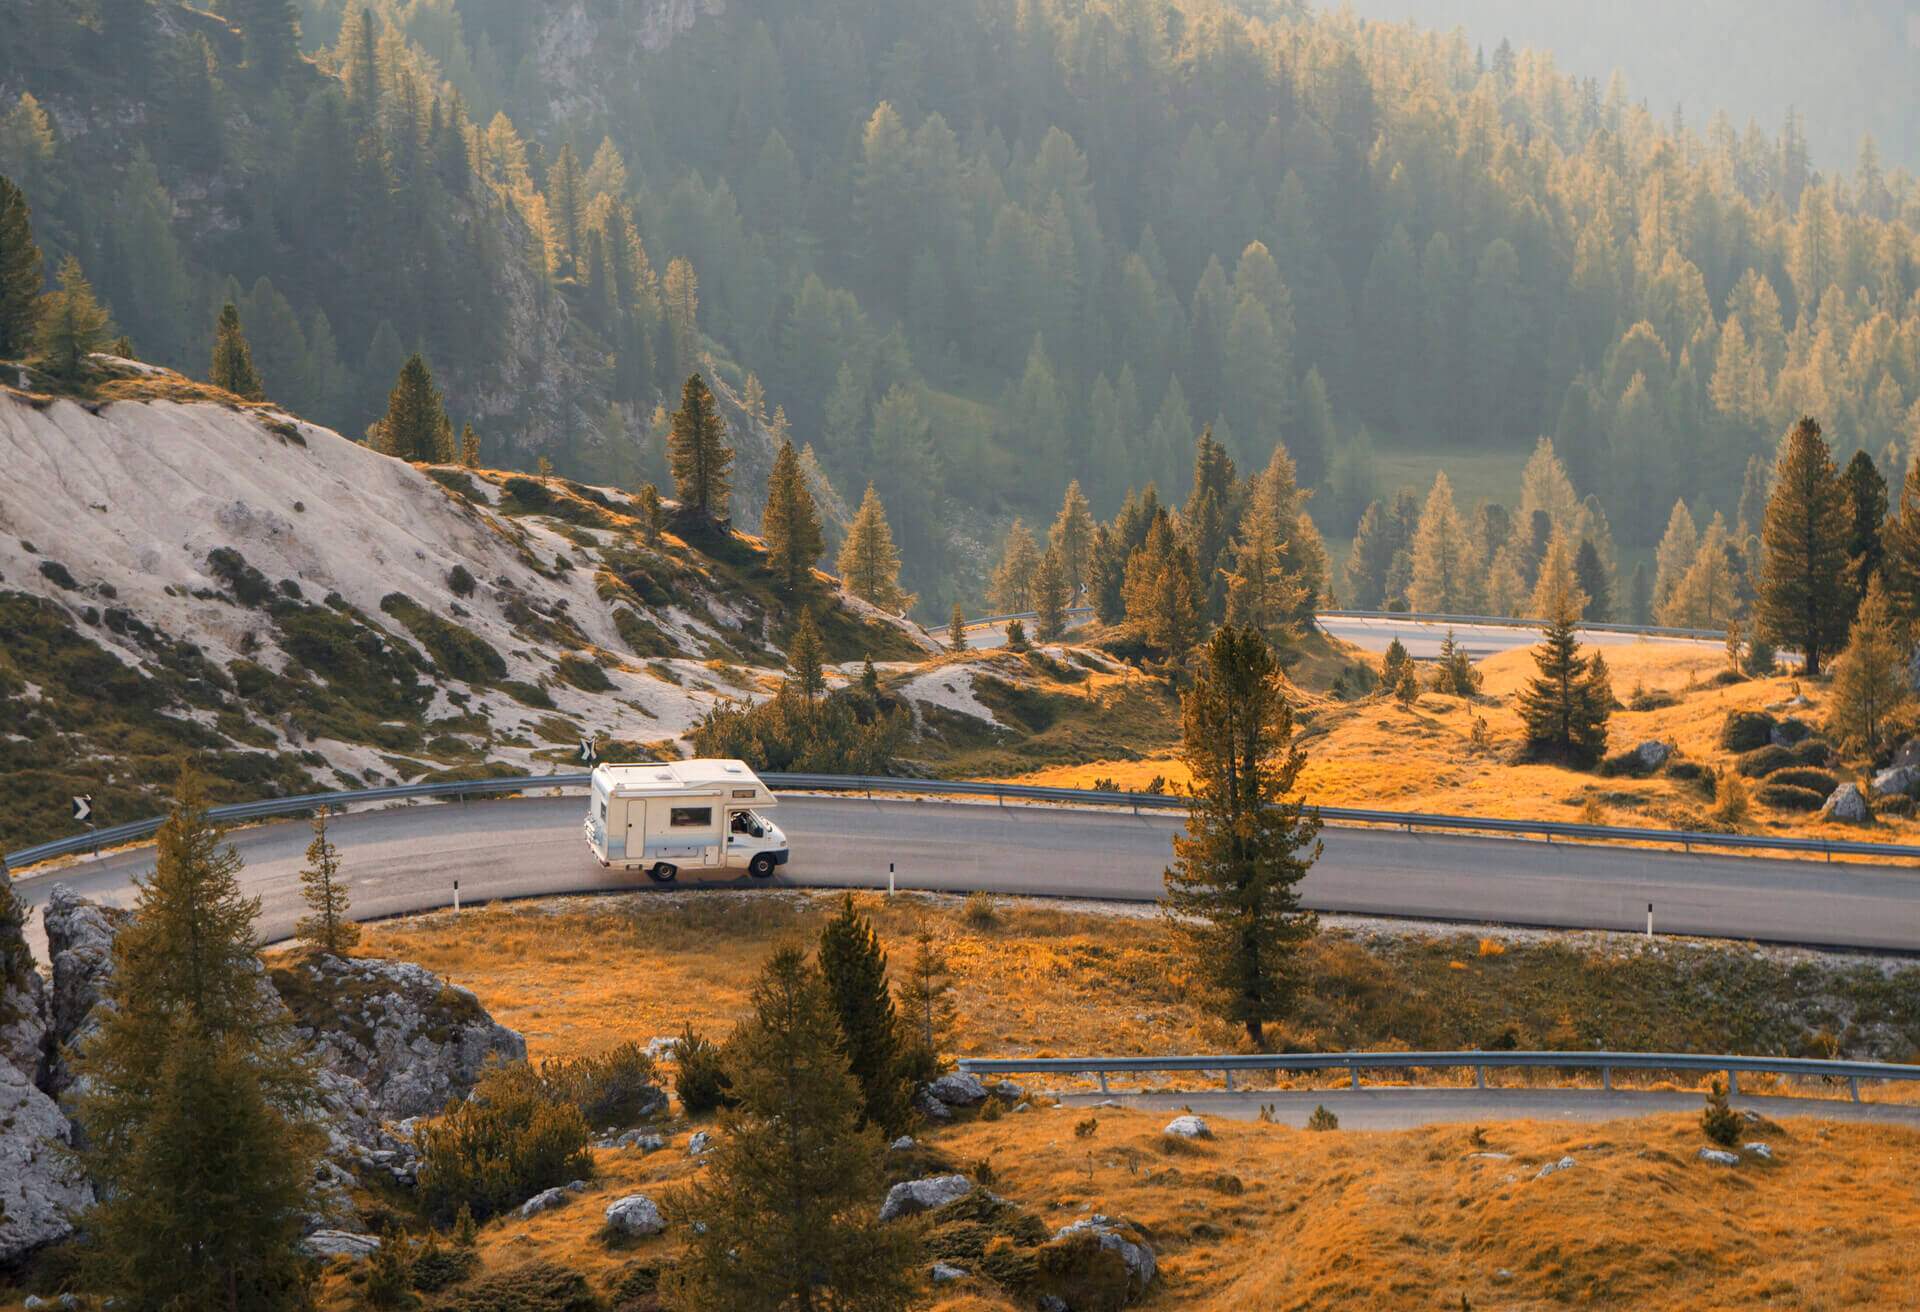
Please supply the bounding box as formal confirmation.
[1161,626,1321,1047]
[947,604,968,654]
[1048,480,1097,597]
[668,373,732,520]
[375,353,455,461]
[34,254,112,382]
[294,812,357,956]
[73,772,322,1312]
[895,920,955,1079]
[637,482,664,545]
[1827,575,1911,758]
[0,174,43,359]
[663,946,919,1312]
[816,894,912,1136]
[1883,454,1920,627]
[988,518,1041,614]
[1659,513,1738,629]
[785,609,826,711]
[1031,543,1069,641]
[1529,531,1588,622]
[1517,565,1612,765]
[1652,499,1699,614]
[838,483,912,612]
[1757,417,1853,675]
[460,422,480,467]
[209,302,265,400]
[1841,449,1888,611]
[1224,495,1301,643]
[1408,472,1481,614]
[761,439,823,595]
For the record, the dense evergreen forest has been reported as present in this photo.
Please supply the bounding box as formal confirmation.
[4,0,1919,617]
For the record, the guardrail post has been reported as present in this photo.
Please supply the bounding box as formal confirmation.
[1097,1071,1109,1095]
[1849,1077,1860,1103]
[1727,1070,1739,1097]
[1602,1066,1612,1091]
[1224,1070,1235,1092]
[1350,1065,1360,1090]
[1475,1066,1485,1090]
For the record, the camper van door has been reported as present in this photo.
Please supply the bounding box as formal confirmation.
[641,795,724,870]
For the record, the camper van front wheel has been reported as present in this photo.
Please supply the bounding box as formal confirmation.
[748,853,777,879]
[648,863,678,883]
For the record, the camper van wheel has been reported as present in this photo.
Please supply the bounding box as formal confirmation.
[748,853,777,879]
[648,863,678,883]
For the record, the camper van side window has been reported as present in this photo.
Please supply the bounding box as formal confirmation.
[669,806,713,828]
[598,800,607,821]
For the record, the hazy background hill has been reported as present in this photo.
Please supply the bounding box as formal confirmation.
[1330,0,1920,172]
[4,0,1918,616]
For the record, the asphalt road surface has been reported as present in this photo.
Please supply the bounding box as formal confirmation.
[16,795,1920,953]
[1314,614,1722,658]
[1050,1088,1920,1129]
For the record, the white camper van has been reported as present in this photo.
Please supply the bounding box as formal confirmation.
[584,759,789,881]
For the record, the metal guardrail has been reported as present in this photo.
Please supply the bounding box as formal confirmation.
[956,1050,1920,1104]
[12,772,1920,873]
[963,606,1095,630]
[1315,609,1727,641]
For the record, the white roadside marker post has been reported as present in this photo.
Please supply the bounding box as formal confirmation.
[888,862,895,898]
[454,878,461,914]
[1646,901,1653,938]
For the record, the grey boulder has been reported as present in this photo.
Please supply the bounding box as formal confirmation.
[1051,1214,1156,1298]
[519,1180,589,1218]
[926,1071,988,1106]
[1819,783,1871,823]
[1534,1156,1577,1180]
[1870,765,1920,798]
[1633,740,1673,771]
[0,1057,94,1263]
[604,1193,666,1237]
[879,1173,974,1222]
[1698,1148,1740,1166]
[1162,1114,1212,1139]
[300,1230,382,1259]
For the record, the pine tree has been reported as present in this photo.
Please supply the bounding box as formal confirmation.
[948,604,968,654]
[1162,626,1321,1046]
[1430,629,1481,697]
[1049,480,1096,598]
[1841,449,1889,612]
[375,354,455,461]
[547,143,585,275]
[233,0,301,78]
[73,772,321,1311]
[1653,500,1699,614]
[637,482,664,545]
[1757,417,1853,675]
[34,254,112,383]
[668,373,732,520]
[663,946,918,1312]
[785,610,825,711]
[0,174,42,360]
[859,656,879,700]
[817,895,913,1136]
[896,920,955,1079]
[294,812,358,956]
[988,519,1041,614]
[1883,455,1920,628]
[1003,618,1029,652]
[209,302,265,400]
[838,483,912,612]
[1827,576,1911,758]
[1408,472,1481,614]
[1032,544,1068,641]
[1517,571,1612,765]
[761,439,823,595]
[1573,538,1612,621]
[1380,636,1414,692]
[460,423,480,467]
[1629,562,1653,626]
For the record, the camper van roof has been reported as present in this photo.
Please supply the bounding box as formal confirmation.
[593,759,765,793]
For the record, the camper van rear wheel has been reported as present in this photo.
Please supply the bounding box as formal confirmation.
[648,863,678,883]
[748,853,776,879]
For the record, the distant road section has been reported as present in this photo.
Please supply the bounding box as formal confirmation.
[16,795,1920,954]
[1315,613,1723,659]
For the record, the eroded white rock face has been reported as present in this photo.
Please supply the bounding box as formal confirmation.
[42,884,125,1095]
[0,1057,93,1264]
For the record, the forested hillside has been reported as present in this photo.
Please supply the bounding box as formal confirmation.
[5,0,1919,615]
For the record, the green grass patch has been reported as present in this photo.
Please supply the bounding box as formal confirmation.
[379,592,508,684]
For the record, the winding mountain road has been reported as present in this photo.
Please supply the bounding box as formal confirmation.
[14,794,1920,953]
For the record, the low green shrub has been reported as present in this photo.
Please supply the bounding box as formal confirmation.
[541,1042,664,1128]
[1755,782,1825,812]
[672,1025,734,1115]
[415,1064,594,1223]
[1767,767,1838,796]
[430,1261,600,1312]
[1700,1078,1741,1147]
[1719,710,1776,752]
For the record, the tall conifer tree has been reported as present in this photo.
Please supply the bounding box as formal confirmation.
[668,373,732,519]
[838,483,912,611]
[761,438,823,595]
[948,604,968,654]
[74,772,321,1311]
[209,302,265,400]
[0,174,42,359]
[34,254,111,382]
[375,353,454,461]
[1517,571,1612,765]
[1828,576,1910,758]
[816,894,912,1135]
[1032,543,1068,641]
[1882,454,1920,628]
[1757,417,1853,674]
[1162,626,1321,1046]
[295,812,357,956]
[1841,449,1889,611]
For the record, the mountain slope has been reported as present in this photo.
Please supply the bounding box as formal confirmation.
[0,360,928,849]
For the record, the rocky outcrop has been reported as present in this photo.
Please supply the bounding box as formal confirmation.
[926,1071,988,1107]
[300,1231,382,1259]
[1048,1215,1157,1300]
[1870,764,1920,798]
[42,885,126,1094]
[1162,1114,1212,1139]
[271,952,526,1120]
[1,872,49,1085]
[1632,740,1673,771]
[0,1057,93,1264]
[520,1180,590,1219]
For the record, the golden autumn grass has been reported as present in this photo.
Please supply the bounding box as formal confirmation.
[304,1099,1920,1311]
[1003,639,1920,848]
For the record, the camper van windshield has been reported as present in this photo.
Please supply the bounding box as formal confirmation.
[669,806,713,828]
[730,810,765,838]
